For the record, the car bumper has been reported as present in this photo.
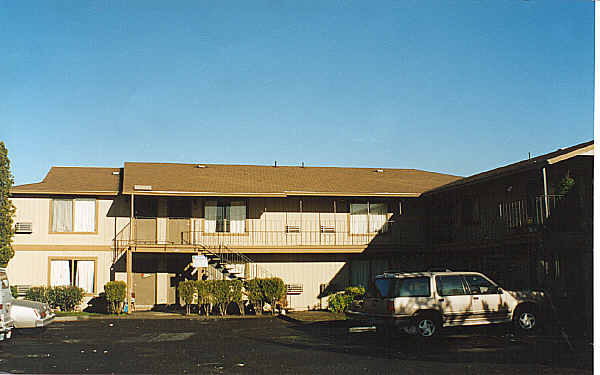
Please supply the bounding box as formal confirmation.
[35,314,55,328]
[0,319,14,341]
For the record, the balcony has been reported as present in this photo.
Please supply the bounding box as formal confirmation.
[114,216,423,250]
[431,194,585,245]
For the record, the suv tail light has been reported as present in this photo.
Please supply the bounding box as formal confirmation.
[0,304,3,311]
[387,300,395,313]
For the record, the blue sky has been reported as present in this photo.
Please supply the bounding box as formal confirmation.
[1,0,593,185]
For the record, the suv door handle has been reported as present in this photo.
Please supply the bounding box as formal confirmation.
[473,297,479,300]
[438,298,444,302]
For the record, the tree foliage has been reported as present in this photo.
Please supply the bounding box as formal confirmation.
[0,142,15,267]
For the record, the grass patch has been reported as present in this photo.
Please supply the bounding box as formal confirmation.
[54,311,104,317]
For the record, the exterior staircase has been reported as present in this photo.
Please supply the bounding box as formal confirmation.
[112,222,273,281]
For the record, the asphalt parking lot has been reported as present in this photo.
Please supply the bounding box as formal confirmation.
[0,314,592,374]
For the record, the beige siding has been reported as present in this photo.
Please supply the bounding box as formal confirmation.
[11,197,128,247]
[6,250,113,293]
[255,261,348,310]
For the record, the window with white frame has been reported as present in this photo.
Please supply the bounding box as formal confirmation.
[204,201,246,233]
[51,198,96,232]
[350,202,388,234]
[49,259,95,293]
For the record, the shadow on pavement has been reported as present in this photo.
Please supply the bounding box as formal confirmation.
[251,318,592,371]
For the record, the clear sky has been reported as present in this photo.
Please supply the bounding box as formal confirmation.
[1,0,594,185]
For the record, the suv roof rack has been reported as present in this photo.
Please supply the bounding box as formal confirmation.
[427,268,453,272]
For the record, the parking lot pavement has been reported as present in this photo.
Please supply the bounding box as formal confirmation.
[0,316,592,374]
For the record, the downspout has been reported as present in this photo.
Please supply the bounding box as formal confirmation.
[542,167,549,219]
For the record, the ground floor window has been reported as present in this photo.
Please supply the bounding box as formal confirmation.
[49,258,96,294]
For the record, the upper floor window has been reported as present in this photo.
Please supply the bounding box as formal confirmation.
[51,198,96,233]
[350,202,387,234]
[205,201,246,233]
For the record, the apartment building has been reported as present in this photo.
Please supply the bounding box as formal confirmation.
[8,141,593,317]
[9,162,459,310]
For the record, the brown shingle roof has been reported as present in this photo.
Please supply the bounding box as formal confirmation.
[11,167,121,195]
[122,162,461,197]
[423,140,594,195]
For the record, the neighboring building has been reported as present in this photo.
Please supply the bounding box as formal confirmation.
[8,141,593,318]
[9,163,460,310]
[422,141,594,334]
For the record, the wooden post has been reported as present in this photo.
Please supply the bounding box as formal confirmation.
[127,194,134,314]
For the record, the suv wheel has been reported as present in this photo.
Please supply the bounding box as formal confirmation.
[514,306,537,332]
[415,315,439,338]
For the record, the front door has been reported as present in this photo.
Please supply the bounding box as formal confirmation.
[435,275,474,326]
[463,274,509,323]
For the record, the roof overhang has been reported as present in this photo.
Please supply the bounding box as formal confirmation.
[547,144,594,164]
[124,190,420,198]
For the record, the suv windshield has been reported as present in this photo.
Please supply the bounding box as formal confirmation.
[375,276,430,298]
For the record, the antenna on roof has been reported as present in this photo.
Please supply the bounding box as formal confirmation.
[528,152,531,160]
[274,160,277,168]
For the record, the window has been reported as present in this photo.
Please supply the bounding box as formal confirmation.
[205,201,246,233]
[375,277,431,298]
[51,198,96,233]
[350,202,388,234]
[463,274,499,295]
[436,275,468,296]
[49,259,95,293]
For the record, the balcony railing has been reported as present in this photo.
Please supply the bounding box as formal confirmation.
[431,195,569,245]
[114,218,423,250]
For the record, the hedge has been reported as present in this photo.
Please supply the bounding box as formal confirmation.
[104,281,127,314]
[327,285,365,313]
[178,280,197,315]
[26,285,84,312]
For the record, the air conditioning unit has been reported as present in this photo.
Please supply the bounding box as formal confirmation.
[15,222,33,234]
[285,225,300,233]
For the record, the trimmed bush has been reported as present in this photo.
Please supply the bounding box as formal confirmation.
[49,286,84,311]
[245,278,264,315]
[212,280,230,316]
[10,286,17,298]
[262,278,287,315]
[25,286,51,304]
[229,279,244,315]
[327,285,365,313]
[104,281,127,314]
[197,280,214,316]
[178,280,197,315]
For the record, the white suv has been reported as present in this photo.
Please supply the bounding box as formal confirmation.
[0,269,14,341]
[346,271,547,338]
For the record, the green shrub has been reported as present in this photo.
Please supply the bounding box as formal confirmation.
[104,281,127,314]
[327,293,347,313]
[229,279,244,315]
[327,285,365,313]
[50,286,84,311]
[25,286,51,304]
[212,280,230,316]
[262,278,286,315]
[10,286,17,298]
[178,280,197,315]
[245,278,264,315]
[197,280,214,316]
